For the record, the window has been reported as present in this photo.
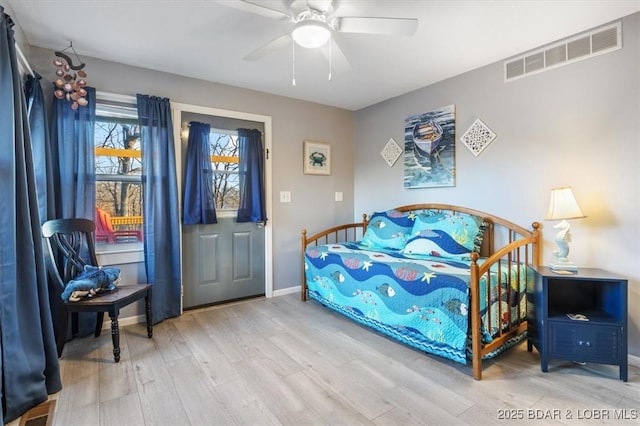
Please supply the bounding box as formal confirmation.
[210,129,239,212]
[94,101,143,250]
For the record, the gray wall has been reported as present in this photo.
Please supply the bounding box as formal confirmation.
[28,46,355,296]
[20,9,640,359]
[353,13,640,357]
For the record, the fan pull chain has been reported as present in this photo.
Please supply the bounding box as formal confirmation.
[292,42,296,86]
[328,40,332,81]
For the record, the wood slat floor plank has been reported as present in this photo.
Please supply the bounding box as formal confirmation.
[43,294,639,426]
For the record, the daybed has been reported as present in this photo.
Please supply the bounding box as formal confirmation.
[301,204,540,380]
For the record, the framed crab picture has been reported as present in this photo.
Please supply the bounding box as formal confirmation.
[303,140,331,175]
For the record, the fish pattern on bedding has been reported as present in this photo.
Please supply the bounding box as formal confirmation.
[304,242,530,364]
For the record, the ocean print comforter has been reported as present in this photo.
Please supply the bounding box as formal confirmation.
[304,242,531,364]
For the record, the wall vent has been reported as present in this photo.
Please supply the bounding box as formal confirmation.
[504,21,621,82]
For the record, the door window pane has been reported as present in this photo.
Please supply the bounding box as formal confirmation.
[210,131,239,211]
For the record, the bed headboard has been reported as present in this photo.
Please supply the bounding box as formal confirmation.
[383,203,538,260]
[302,203,541,312]
[302,203,539,261]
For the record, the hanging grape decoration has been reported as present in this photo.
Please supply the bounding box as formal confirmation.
[52,42,88,110]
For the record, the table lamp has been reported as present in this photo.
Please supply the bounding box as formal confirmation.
[545,187,586,272]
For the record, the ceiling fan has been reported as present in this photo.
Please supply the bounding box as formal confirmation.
[226,0,418,72]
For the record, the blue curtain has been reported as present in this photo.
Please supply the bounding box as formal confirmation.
[0,7,61,423]
[50,85,97,339]
[236,128,266,223]
[183,121,217,224]
[25,74,55,224]
[50,86,96,220]
[137,94,181,323]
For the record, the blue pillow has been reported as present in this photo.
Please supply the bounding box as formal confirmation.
[361,209,414,250]
[62,265,121,302]
[402,211,486,259]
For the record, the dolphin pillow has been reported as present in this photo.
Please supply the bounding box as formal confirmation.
[402,211,486,259]
[361,209,414,250]
[62,265,121,302]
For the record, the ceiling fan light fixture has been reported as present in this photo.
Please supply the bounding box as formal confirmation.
[292,20,331,49]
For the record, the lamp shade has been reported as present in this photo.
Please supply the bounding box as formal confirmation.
[292,20,331,48]
[545,187,586,220]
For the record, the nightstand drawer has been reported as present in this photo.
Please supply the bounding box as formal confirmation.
[549,321,619,363]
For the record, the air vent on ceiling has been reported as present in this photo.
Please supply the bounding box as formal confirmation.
[505,21,621,82]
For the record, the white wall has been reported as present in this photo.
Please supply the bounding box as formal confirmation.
[353,13,640,357]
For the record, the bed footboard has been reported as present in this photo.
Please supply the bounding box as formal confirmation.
[301,214,368,301]
[469,221,540,379]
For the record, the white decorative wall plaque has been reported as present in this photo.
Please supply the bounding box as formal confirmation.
[381,137,403,167]
[460,119,496,157]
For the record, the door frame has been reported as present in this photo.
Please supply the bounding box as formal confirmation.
[172,102,273,312]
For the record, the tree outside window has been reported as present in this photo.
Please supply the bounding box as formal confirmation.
[210,131,239,210]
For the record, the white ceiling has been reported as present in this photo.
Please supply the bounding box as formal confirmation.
[5,0,640,111]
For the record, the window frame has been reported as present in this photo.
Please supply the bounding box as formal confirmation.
[94,94,144,257]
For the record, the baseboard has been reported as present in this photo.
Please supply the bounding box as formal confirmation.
[272,285,300,297]
[101,287,302,330]
[100,314,146,331]
[629,353,640,368]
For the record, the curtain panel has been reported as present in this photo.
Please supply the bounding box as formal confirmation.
[50,85,97,339]
[183,121,217,225]
[0,7,61,423]
[25,74,56,224]
[137,94,181,323]
[50,86,96,220]
[236,128,266,223]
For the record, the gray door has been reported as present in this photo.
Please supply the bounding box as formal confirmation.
[182,217,265,309]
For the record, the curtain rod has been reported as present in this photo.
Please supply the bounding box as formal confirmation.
[15,43,35,78]
[96,91,136,104]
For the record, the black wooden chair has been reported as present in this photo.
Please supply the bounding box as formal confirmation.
[42,218,152,362]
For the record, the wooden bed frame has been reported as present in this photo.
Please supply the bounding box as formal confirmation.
[301,203,540,380]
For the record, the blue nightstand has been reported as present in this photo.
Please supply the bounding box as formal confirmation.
[527,266,628,381]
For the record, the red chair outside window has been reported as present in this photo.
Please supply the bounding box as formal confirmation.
[95,207,143,243]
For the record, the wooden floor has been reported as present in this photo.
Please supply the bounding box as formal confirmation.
[34,294,640,425]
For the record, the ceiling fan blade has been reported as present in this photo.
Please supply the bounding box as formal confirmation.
[335,17,418,36]
[225,0,291,20]
[320,39,351,74]
[244,34,292,61]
